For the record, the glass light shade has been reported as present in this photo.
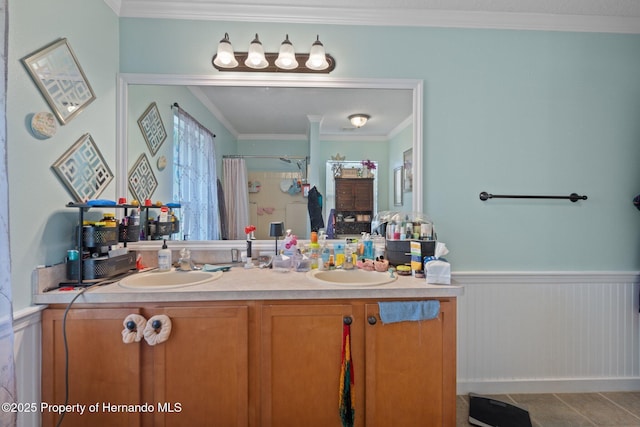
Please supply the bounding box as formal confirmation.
[305,35,329,71]
[348,114,370,128]
[213,33,238,68]
[275,35,298,70]
[245,34,269,69]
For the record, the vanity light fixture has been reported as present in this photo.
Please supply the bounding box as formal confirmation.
[348,114,371,128]
[306,35,330,71]
[212,33,239,68]
[245,34,268,69]
[212,33,335,73]
[274,34,298,70]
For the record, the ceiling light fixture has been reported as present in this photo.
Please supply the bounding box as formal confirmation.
[348,114,370,128]
[212,33,335,73]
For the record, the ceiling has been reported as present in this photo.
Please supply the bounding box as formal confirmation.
[188,85,413,140]
[114,0,640,139]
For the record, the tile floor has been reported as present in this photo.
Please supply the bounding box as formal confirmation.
[457,392,640,426]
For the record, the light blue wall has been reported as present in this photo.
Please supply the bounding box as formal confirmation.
[7,6,640,311]
[119,19,640,271]
[388,125,413,210]
[8,0,119,310]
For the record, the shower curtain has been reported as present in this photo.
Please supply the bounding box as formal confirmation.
[0,1,17,425]
[223,158,250,240]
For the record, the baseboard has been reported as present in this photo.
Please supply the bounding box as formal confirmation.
[458,378,640,395]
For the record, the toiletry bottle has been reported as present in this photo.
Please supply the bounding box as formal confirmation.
[158,239,172,271]
[320,242,330,270]
[309,242,320,269]
[334,242,345,267]
[363,233,374,260]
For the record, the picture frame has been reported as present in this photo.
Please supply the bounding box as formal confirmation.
[22,38,96,125]
[403,148,413,192]
[51,133,113,202]
[137,102,167,156]
[128,153,158,203]
[394,166,404,206]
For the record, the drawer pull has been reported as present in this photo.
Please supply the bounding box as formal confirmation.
[368,316,377,325]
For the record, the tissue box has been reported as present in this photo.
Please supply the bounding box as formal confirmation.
[425,259,450,285]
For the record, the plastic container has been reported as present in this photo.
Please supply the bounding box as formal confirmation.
[272,255,291,272]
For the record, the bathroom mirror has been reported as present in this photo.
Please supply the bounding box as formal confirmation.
[116,74,423,245]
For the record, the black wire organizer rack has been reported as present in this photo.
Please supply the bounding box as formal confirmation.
[479,192,588,202]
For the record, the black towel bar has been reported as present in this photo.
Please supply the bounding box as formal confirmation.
[479,192,587,202]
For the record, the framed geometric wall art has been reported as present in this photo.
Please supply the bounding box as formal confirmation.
[128,153,158,203]
[22,38,96,125]
[51,133,113,202]
[403,148,413,193]
[137,102,167,156]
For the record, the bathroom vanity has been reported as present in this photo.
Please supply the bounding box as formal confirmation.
[36,268,462,427]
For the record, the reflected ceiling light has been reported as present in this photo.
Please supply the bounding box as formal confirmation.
[275,34,298,70]
[306,35,330,71]
[348,114,370,128]
[212,33,335,73]
[245,34,269,69]
[212,32,238,68]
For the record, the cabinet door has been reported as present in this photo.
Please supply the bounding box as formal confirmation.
[261,304,356,427]
[148,305,249,427]
[364,300,456,427]
[353,180,373,211]
[42,308,143,427]
[335,179,356,210]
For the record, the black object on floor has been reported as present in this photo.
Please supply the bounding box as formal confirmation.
[468,393,533,427]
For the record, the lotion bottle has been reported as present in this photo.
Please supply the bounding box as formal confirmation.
[158,239,172,271]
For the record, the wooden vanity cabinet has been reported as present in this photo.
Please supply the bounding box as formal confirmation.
[259,303,364,427]
[42,308,143,427]
[260,299,456,427]
[42,298,455,427]
[41,304,249,427]
[364,300,456,427]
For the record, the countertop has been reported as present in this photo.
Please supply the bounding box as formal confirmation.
[33,265,463,305]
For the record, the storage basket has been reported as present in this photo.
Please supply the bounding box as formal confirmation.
[79,225,118,248]
[67,251,137,281]
[118,224,140,242]
[341,168,359,178]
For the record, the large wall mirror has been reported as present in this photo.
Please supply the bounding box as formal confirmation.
[116,74,423,247]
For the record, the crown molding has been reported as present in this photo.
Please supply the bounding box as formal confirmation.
[115,1,640,34]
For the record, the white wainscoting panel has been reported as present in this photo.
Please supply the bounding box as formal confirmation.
[455,272,640,394]
[13,306,44,427]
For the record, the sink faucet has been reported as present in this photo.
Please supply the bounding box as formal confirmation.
[177,248,200,271]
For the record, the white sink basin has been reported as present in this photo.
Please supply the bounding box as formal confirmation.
[306,269,397,287]
[118,269,223,290]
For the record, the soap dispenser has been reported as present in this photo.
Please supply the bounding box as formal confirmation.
[158,239,172,271]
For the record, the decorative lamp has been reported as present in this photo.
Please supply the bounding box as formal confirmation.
[245,34,269,69]
[305,35,329,71]
[269,221,285,254]
[348,114,370,128]
[275,34,298,70]
[213,33,239,68]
